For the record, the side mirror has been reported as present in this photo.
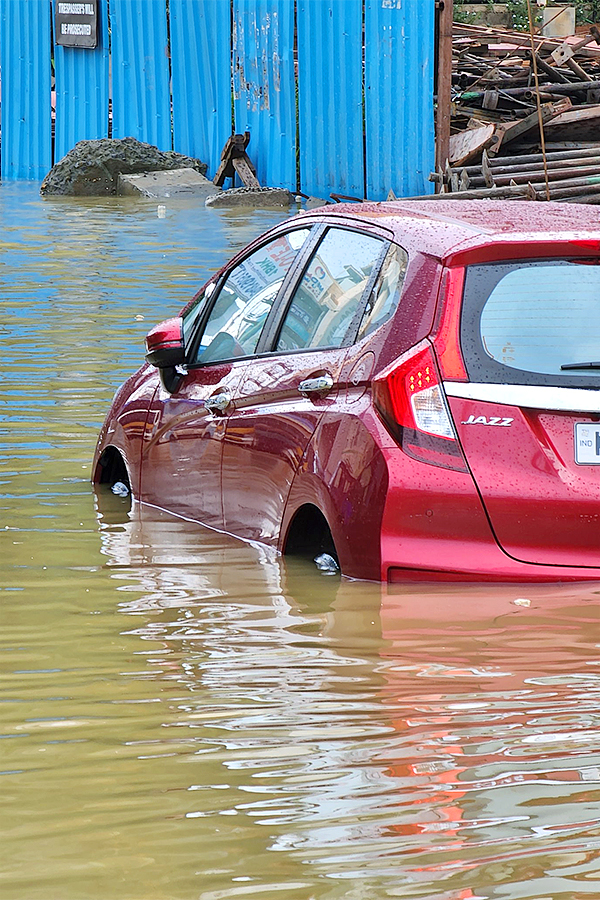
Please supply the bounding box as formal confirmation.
[145,317,186,369]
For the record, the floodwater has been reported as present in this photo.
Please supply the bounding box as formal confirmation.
[3,183,600,900]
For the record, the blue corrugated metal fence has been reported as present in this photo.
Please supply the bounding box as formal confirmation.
[0,1,52,180]
[0,0,434,199]
[233,1,297,191]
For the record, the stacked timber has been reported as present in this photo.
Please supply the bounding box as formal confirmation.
[433,19,600,203]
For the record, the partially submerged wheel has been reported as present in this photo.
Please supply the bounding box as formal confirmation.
[284,505,340,574]
[94,447,132,521]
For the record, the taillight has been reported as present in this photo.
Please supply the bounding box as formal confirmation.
[432,267,468,382]
[373,341,467,472]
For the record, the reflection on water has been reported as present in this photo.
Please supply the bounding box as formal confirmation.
[3,183,600,899]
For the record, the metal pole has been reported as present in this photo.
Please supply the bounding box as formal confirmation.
[459,79,600,101]
[468,163,600,187]
[461,146,600,173]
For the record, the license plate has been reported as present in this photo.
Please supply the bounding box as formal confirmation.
[575,423,600,464]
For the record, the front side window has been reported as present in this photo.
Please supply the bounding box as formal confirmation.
[275,228,386,352]
[462,259,600,384]
[190,228,311,365]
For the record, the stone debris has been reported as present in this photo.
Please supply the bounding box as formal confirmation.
[205,186,296,209]
[40,137,208,196]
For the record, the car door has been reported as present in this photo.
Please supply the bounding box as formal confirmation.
[221,225,390,543]
[140,228,313,527]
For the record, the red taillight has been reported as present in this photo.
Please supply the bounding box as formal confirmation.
[373,341,467,472]
[432,267,468,382]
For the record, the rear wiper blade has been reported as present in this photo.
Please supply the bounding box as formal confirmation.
[561,361,600,370]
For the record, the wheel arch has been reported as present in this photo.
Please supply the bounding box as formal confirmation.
[93,445,131,491]
[282,503,338,563]
[280,416,389,580]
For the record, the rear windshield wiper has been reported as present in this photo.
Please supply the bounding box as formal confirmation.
[561,361,600,370]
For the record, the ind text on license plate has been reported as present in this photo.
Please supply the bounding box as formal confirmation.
[575,423,600,465]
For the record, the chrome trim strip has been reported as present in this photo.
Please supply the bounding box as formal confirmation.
[444,382,600,413]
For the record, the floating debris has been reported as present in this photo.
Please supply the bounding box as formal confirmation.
[111,481,130,498]
[314,553,340,575]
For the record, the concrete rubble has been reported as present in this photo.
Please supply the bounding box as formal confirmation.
[40,137,208,196]
[205,186,296,209]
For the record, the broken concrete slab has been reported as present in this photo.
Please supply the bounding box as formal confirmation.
[40,137,208,196]
[205,186,295,209]
[118,168,220,199]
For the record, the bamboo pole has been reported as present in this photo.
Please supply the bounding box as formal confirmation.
[435,0,454,181]
[527,0,551,201]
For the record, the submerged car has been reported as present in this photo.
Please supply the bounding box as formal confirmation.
[93,200,600,582]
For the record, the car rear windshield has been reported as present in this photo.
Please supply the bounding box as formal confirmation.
[461,259,600,385]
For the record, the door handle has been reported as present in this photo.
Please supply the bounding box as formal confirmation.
[204,390,231,412]
[298,374,334,395]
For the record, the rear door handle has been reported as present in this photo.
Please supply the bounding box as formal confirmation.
[204,390,231,412]
[298,374,334,395]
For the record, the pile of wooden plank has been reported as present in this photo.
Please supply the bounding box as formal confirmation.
[433,20,600,202]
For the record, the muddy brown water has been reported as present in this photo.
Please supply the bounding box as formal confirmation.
[3,183,600,899]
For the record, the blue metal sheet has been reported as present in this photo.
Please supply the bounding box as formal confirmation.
[109,0,171,150]
[0,0,52,180]
[297,0,364,200]
[232,0,296,191]
[169,0,232,175]
[365,0,435,199]
[53,0,110,162]
[0,0,436,194]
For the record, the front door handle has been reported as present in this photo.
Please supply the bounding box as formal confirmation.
[205,390,231,412]
[298,374,334,395]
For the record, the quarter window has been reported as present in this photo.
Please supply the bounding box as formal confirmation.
[182,281,216,350]
[190,228,311,365]
[358,243,408,340]
[275,228,385,352]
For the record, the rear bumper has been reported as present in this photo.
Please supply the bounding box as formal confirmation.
[380,447,600,583]
[388,561,600,584]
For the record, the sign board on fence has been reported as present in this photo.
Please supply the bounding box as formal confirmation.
[55,1,98,49]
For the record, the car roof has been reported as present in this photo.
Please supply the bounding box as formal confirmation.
[304,199,600,262]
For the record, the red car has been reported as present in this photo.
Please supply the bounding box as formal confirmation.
[93,200,600,582]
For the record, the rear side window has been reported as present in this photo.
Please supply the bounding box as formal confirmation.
[462,260,600,385]
[275,228,386,352]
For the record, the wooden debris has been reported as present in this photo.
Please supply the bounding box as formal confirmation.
[449,123,495,166]
[432,19,600,203]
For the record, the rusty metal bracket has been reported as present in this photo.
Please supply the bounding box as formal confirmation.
[487,97,572,157]
[330,193,364,203]
[213,133,261,189]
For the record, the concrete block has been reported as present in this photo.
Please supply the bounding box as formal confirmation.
[118,168,219,199]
